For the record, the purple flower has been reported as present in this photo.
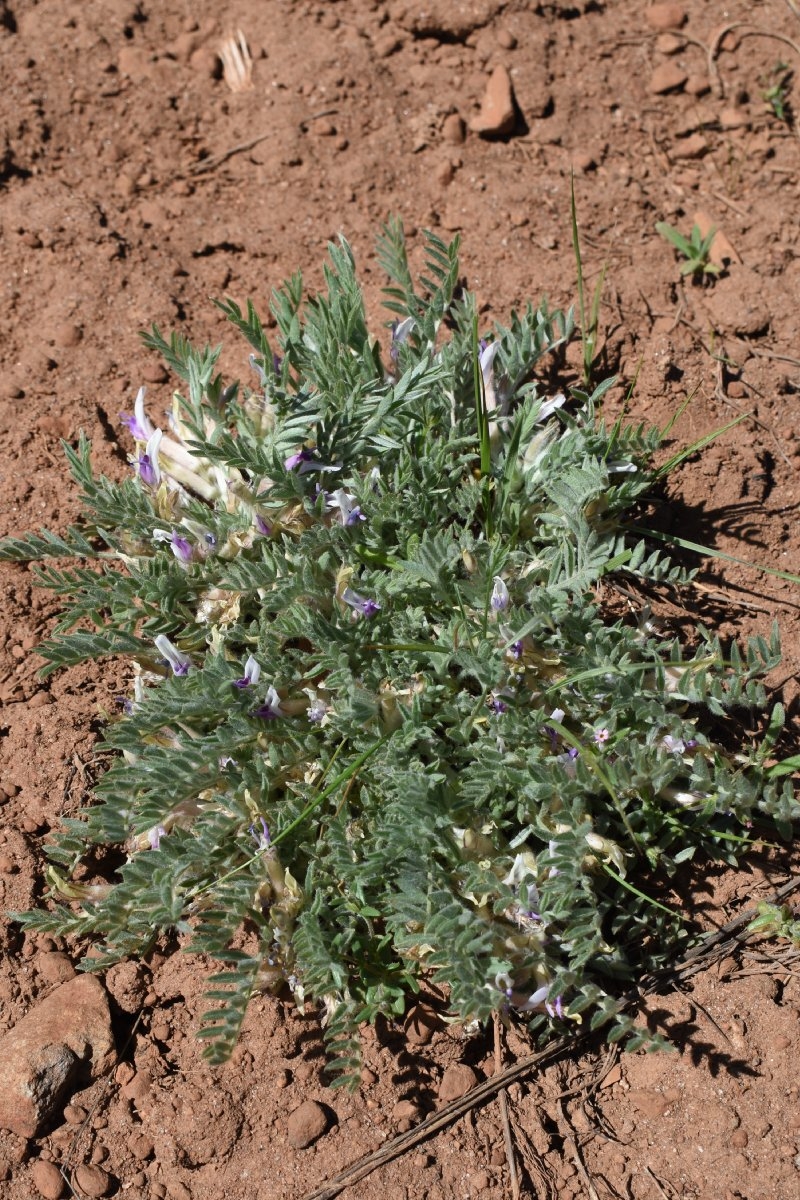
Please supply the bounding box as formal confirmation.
[490,576,509,612]
[341,586,381,618]
[284,447,314,471]
[593,727,610,746]
[254,514,272,537]
[171,533,193,563]
[233,654,261,689]
[545,995,565,1020]
[252,684,283,720]
[327,488,366,527]
[250,816,270,851]
[489,695,508,715]
[120,386,155,442]
[148,824,167,851]
[137,428,162,488]
[508,639,524,660]
[154,634,191,676]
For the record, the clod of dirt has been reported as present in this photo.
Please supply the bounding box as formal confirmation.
[391,1099,421,1131]
[104,961,149,1014]
[287,1099,330,1149]
[649,62,688,94]
[73,1163,112,1198]
[0,975,114,1137]
[404,1003,441,1045]
[438,1063,479,1102]
[442,113,466,145]
[394,0,504,40]
[29,1159,66,1200]
[702,266,772,338]
[469,65,516,137]
[646,3,687,31]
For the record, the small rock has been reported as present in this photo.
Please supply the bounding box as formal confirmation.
[674,133,708,159]
[117,47,154,81]
[649,62,687,94]
[629,1088,671,1118]
[439,1064,478,1102]
[142,362,169,385]
[685,74,711,96]
[703,266,771,337]
[62,1104,87,1126]
[0,975,114,1137]
[719,107,750,130]
[572,149,596,173]
[436,161,455,187]
[30,1159,66,1200]
[497,29,517,50]
[360,1067,377,1087]
[646,3,687,31]
[37,954,76,986]
[373,34,402,59]
[189,47,221,80]
[405,1004,439,1046]
[129,1133,154,1161]
[471,1170,491,1191]
[470,64,516,137]
[730,1128,748,1148]
[392,1099,421,1130]
[166,1181,192,1200]
[656,32,684,54]
[105,961,148,1013]
[600,1063,623,1089]
[73,1164,111,1197]
[287,1100,329,1149]
[442,113,466,145]
[53,323,83,349]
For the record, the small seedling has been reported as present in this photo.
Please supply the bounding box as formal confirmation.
[656,221,721,280]
[746,900,800,946]
[762,62,793,125]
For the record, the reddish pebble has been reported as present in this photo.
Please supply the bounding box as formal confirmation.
[438,1063,478,1102]
[649,62,687,94]
[30,1160,66,1200]
[73,1164,111,1197]
[646,3,687,31]
[470,65,516,137]
[442,113,466,145]
[287,1099,329,1149]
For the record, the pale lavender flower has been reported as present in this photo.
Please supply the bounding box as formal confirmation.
[327,488,366,527]
[234,655,261,689]
[390,316,415,361]
[593,727,610,746]
[252,685,283,720]
[147,824,167,850]
[341,587,381,618]
[120,386,155,442]
[306,696,328,723]
[508,639,524,660]
[137,428,162,488]
[490,576,509,612]
[254,514,272,536]
[171,533,193,563]
[545,995,565,1019]
[154,633,191,676]
[249,816,270,851]
[536,392,566,423]
[249,353,269,387]
[489,695,508,715]
[284,447,314,471]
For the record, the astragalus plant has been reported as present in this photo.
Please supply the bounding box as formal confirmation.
[3,221,797,1086]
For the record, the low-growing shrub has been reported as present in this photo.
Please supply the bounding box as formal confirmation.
[3,221,797,1085]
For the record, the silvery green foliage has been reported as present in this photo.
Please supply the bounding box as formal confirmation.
[3,223,797,1086]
